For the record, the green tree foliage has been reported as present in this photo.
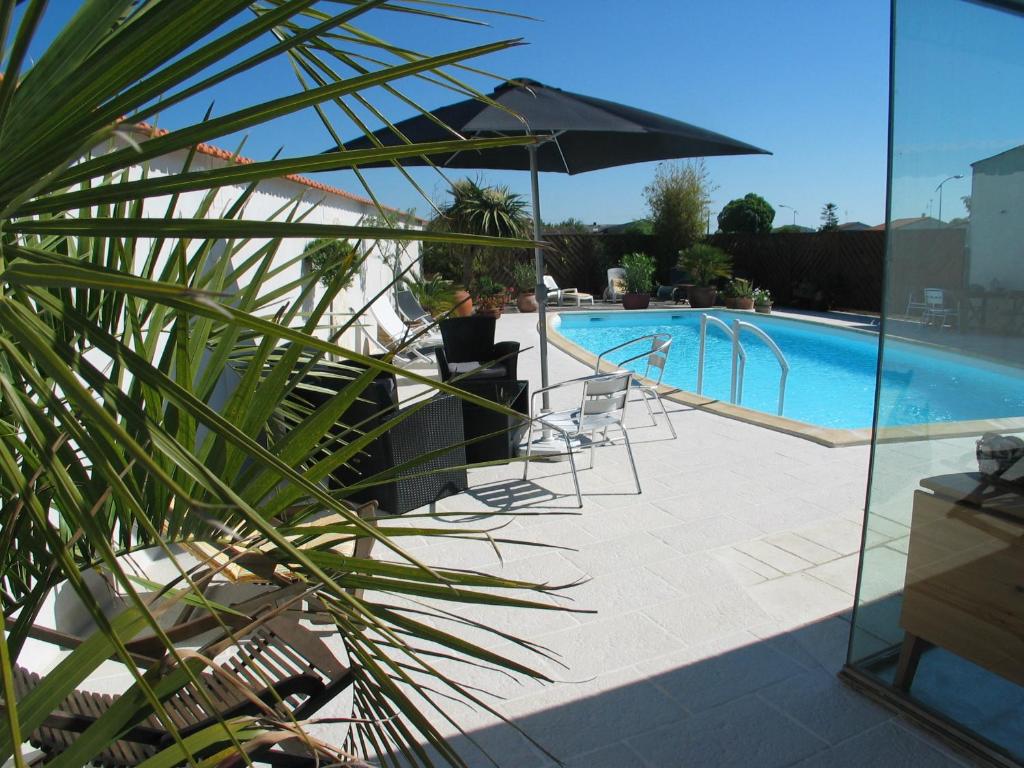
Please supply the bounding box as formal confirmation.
[0,4,558,767]
[432,179,531,286]
[302,237,358,287]
[644,159,715,256]
[819,202,840,231]
[546,217,590,232]
[717,193,775,233]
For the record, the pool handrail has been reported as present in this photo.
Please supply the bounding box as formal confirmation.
[732,318,789,416]
[697,314,746,403]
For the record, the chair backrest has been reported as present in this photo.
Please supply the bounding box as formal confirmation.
[396,289,430,323]
[594,333,672,386]
[370,298,408,340]
[438,316,497,363]
[577,372,632,432]
[923,288,946,308]
[543,275,560,291]
[607,268,627,296]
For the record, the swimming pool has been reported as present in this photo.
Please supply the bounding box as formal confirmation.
[554,310,1024,432]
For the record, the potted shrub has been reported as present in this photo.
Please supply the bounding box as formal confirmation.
[753,287,774,314]
[678,244,732,308]
[473,274,508,318]
[621,251,656,309]
[511,262,538,313]
[724,278,755,310]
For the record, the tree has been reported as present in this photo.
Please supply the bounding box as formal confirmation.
[0,5,557,768]
[717,193,775,233]
[547,217,590,232]
[433,179,531,286]
[644,159,716,257]
[819,202,840,231]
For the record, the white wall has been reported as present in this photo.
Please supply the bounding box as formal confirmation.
[110,134,421,353]
[967,156,1024,290]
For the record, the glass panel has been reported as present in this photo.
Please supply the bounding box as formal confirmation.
[849,0,1024,760]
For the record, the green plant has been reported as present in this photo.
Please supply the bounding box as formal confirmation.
[434,179,531,286]
[472,274,506,298]
[724,277,754,299]
[406,274,457,316]
[303,237,359,287]
[511,261,537,292]
[0,4,561,767]
[753,287,774,305]
[644,159,716,255]
[678,244,734,286]
[717,193,775,233]
[621,252,657,294]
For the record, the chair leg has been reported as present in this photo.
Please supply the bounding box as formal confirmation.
[641,388,657,427]
[620,426,641,495]
[564,433,583,508]
[522,419,535,480]
[656,393,677,439]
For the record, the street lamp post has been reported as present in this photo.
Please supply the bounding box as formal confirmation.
[778,203,797,227]
[935,174,964,222]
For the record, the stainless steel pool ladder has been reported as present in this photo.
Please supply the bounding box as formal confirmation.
[696,314,790,416]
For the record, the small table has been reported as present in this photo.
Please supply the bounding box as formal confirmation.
[452,379,529,464]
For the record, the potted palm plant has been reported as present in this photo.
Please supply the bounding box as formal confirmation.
[512,262,539,312]
[723,278,755,310]
[621,252,656,309]
[473,274,508,317]
[678,244,733,308]
[754,287,774,314]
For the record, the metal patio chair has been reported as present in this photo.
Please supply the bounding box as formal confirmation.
[921,287,960,329]
[522,371,640,507]
[594,333,677,439]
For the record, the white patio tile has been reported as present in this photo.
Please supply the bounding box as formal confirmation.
[747,572,854,629]
[807,554,861,595]
[733,538,815,574]
[765,531,846,564]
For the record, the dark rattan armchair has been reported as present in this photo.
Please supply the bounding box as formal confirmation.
[290,358,467,515]
[434,316,519,383]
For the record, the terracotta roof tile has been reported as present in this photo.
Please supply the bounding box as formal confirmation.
[131,123,421,220]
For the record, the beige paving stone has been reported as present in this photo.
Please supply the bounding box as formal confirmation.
[734,538,815,574]
[794,518,864,556]
[714,547,785,581]
[765,531,845,564]
[807,554,861,595]
[747,572,854,629]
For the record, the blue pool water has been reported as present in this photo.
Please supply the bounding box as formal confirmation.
[556,311,1024,430]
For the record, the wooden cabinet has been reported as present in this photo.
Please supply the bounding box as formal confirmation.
[896,473,1024,690]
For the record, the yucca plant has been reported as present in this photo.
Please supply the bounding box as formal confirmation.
[0,2,568,767]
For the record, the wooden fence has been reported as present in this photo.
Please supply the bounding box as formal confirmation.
[488,229,966,313]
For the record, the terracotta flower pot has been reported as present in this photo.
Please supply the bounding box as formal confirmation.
[475,293,505,318]
[453,290,473,317]
[516,292,538,313]
[726,297,755,310]
[687,286,718,308]
[622,292,651,310]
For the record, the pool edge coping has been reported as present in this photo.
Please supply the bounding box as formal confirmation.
[547,309,1024,449]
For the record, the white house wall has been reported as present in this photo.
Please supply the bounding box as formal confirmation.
[109,138,421,354]
[967,159,1024,291]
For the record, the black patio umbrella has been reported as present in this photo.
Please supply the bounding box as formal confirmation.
[338,78,770,406]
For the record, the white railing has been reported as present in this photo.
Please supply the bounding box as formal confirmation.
[696,314,789,416]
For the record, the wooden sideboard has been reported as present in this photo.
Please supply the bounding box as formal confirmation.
[895,473,1024,690]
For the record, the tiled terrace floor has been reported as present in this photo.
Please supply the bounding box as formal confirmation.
[372,311,980,768]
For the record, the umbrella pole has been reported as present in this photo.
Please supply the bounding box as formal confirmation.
[528,144,551,411]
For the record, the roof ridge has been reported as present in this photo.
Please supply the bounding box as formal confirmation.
[130,122,422,221]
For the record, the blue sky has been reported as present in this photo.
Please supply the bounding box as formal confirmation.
[17,1,898,228]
